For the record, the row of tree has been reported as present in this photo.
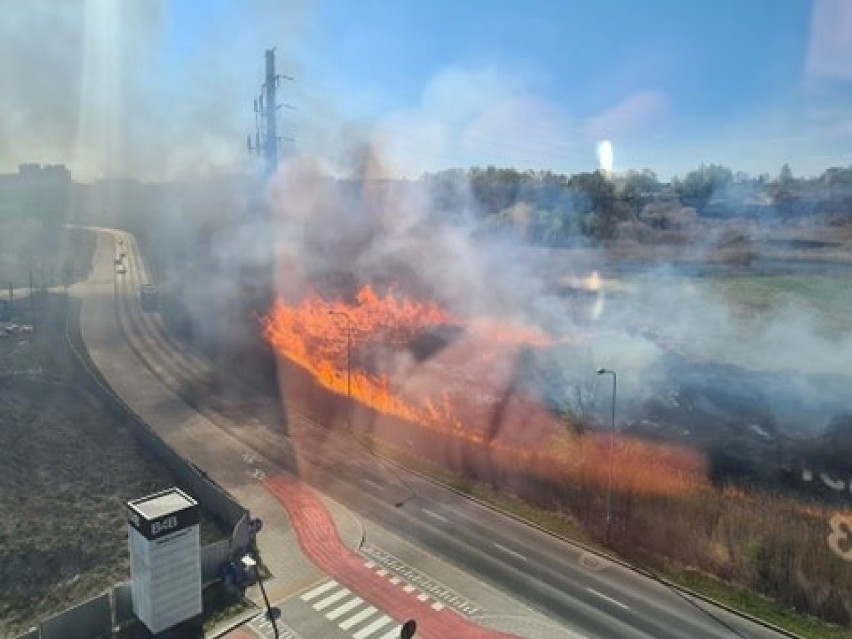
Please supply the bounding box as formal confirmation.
[421,163,852,242]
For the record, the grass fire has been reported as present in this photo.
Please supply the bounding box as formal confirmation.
[258,158,852,632]
[262,283,705,499]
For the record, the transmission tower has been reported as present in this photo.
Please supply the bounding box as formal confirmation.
[247,48,294,176]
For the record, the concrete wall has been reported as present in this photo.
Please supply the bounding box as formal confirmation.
[113,582,134,627]
[18,536,240,639]
[22,298,255,639]
[65,296,251,549]
[39,593,110,639]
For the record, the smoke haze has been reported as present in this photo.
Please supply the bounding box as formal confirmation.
[0,0,312,180]
[6,1,850,463]
[260,139,852,480]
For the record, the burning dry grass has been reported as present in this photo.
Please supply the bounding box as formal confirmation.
[533,432,704,496]
[263,285,852,628]
[262,285,464,434]
[262,284,705,499]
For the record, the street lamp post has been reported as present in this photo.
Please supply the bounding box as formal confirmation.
[328,310,352,401]
[327,311,417,507]
[596,368,617,545]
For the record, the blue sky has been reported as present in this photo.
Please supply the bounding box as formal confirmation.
[275,0,851,179]
[303,0,808,121]
[3,1,850,180]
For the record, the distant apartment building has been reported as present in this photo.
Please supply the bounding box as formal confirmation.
[16,163,72,181]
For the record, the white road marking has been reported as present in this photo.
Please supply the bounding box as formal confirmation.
[416,592,429,602]
[377,627,404,639]
[362,478,385,491]
[250,613,300,639]
[364,561,376,569]
[360,543,480,617]
[314,588,350,611]
[300,580,338,601]
[587,587,630,610]
[431,601,444,611]
[353,614,393,639]
[421,508,449,523]
[326,596,364,620]
[493,542,528,562]
[339,605,377,630]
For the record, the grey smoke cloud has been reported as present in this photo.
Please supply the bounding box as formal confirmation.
[0,0,312,180]
[266,136,852,444]
[1,3,87,169]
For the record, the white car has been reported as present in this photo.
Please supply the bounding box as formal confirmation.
[116,264,127,274]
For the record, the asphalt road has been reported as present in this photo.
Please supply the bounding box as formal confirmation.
[89,226,792,639]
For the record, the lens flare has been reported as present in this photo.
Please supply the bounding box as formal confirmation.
[585,270,601,292]
[596,139,614,175]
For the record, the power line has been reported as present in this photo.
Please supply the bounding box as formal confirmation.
[247,48,294,176]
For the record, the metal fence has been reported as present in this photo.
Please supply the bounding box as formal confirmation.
[39,593,111,639]
[202,539,232,584]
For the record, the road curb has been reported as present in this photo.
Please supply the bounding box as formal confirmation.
[377,452,808,639]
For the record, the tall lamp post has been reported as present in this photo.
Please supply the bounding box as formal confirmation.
[327,311,417,507]
[596,368,617,545]
[328,310,352,401]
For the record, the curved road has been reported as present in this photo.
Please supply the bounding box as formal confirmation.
[78,227,793,639]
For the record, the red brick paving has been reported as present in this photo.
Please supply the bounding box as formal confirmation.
[264,475,517,639]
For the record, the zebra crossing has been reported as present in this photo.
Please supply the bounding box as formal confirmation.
[250,612,300,638]
[249,552,479,638]
[360,544,480,615]
[296,578,402,639]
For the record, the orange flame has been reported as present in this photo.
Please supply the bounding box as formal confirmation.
[262,284,705,498]
[262,285,467,433]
